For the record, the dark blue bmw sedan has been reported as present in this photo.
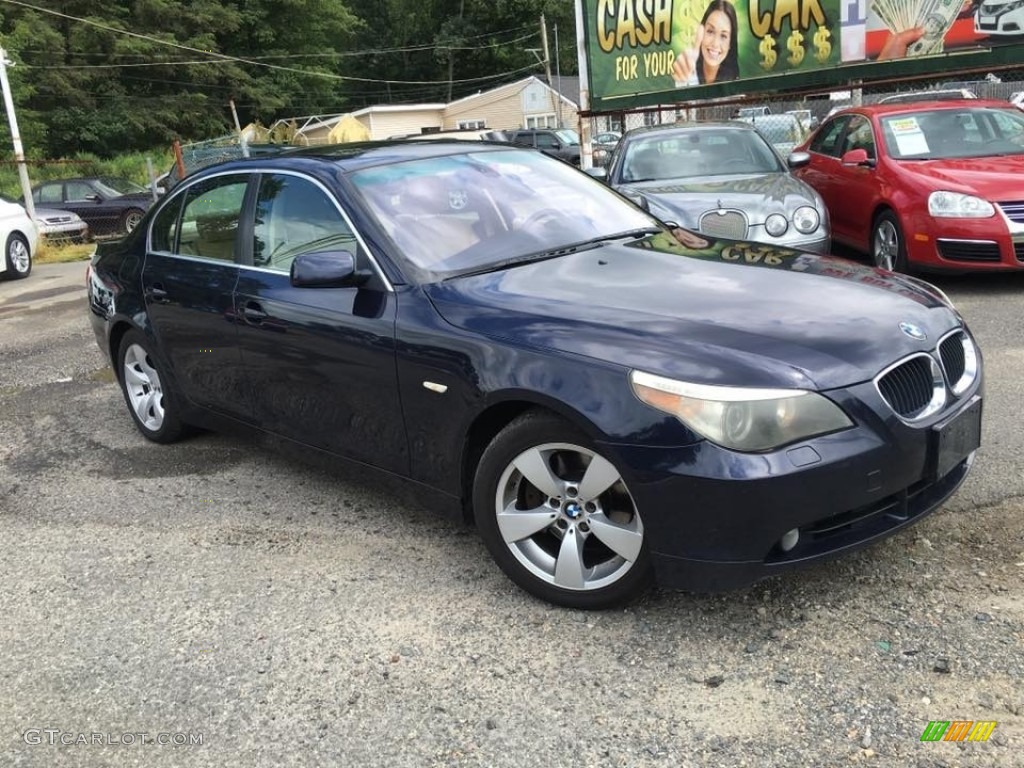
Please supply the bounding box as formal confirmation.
[86,141,983,609]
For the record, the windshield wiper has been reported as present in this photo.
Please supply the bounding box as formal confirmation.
[446,228,661,280]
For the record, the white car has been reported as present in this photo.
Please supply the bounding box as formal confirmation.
[976,0,1024,35]
[0,198,39,280]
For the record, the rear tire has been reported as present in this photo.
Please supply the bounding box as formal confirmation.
[117,329,184,443]
[2,233,31,280]
[473,410,653,609]
[121,208,144,235]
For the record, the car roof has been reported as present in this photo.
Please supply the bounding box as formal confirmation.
[621,121,761,140]
[182,140,523,180]
[829,99,1013,118]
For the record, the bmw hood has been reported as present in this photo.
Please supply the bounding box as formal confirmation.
[616,173,819,228]
[424,233,961,391]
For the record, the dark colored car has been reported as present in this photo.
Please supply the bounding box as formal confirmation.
[793,101,1024,272]
[510,129,581,165]
[87,142,982,608]
[594,123,830,252]
[31,176,154,237]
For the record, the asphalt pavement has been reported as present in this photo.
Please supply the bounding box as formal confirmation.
[1,261,1022,767]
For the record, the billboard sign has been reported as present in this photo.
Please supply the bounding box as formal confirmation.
[581,0,1024,109]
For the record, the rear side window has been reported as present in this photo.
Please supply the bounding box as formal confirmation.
[150,196,183,252]
[177,176,248,262]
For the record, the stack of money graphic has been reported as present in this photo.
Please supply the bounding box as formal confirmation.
[871,0,962,55]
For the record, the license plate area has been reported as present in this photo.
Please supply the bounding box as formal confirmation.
[929,396,982,481]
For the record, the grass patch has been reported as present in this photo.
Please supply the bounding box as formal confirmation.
[35,240,96,264]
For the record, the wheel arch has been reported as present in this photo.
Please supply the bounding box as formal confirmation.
[459,394,606,524]
[107,319,138,381]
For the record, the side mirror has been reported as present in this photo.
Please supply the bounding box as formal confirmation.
[290,250,368,288]
[585,167,608,180]
[787,151,811,169]
[841,148,876,168]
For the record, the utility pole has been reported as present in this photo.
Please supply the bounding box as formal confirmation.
[229,98,249,158]
[0,47,34,218]
[553,23,564,129]
[572,0,593,170]
[540,14,557,126]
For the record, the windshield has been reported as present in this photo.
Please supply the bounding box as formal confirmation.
[96,177,147,196]
[881,107,1024,160]
[620,129,784,183]
[555,129,580,145]
[351,148,654,278]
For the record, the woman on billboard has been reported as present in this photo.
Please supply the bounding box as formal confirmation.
[672,0,740,86]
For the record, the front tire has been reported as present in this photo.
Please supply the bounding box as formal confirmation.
[2,233,31,280]
[871,210,910,273]
[474,411,653,609]
[117,329,184,443]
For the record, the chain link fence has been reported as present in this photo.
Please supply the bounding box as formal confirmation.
[587,66,1024,161]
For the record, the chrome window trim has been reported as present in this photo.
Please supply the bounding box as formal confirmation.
[146,167,394,292]
[873,351,947,424]
[937,328,979,397]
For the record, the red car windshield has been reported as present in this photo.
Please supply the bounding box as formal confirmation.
[880,107,1024,160]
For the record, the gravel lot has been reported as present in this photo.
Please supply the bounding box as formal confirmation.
[1,262,1022,767]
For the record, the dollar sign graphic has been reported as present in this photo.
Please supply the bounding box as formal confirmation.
[760,35,777,70]
[814,27,832,63]
[787,30,805,67]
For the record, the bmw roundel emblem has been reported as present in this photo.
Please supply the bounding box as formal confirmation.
[899,322,927,341]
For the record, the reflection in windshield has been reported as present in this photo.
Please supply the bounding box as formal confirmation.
[621,129,784,183]
[881,108,1024,160]
[351,148,652,278]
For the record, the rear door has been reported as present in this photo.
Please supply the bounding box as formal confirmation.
[142,173,251,418]
[232,171,407,472]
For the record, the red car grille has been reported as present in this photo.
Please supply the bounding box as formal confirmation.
[997,201,1024,223]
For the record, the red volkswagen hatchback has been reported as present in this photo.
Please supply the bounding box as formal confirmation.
[793,100,1024,273]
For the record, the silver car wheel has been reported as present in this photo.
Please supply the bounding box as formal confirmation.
[494,442,644,592]
[9,236,30,274]
[123,343,165,431]
[124,210,143,233]
[873,220,898,271]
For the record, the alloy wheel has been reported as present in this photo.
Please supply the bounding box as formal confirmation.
[122,343,165,431]
[494,442,644,592]
[8,237,30,274]
[873,220,899,272]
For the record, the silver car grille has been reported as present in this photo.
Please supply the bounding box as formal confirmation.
[698,209,747,240]
[875,330,978,421]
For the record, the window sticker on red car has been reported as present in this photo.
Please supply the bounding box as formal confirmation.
[888,118,929,156]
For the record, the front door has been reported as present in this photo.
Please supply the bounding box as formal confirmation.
[233,172,407,473]
[142,173,251,418]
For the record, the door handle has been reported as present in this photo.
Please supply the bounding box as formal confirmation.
[242,301,268,323]
[145,284,169,303]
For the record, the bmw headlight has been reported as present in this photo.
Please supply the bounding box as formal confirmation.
[630,371,853,452]
[793,206,820,234]
[928,191,994,218]
[765,213,788,237]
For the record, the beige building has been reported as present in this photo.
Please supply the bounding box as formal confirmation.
[278,76,589,143]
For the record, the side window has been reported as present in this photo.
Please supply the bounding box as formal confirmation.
[810,117,849,157]
[178,175,248,262]
[535,134,559,149]
[36,184,63,204]
[841,116,876,159]
[150,196,184,252]
[66,182,95,201]
[252,174,355,273]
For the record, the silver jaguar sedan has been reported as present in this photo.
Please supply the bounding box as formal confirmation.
[592,122,830,252]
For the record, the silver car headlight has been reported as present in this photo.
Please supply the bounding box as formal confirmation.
[630,371,853,452]
[765,213,788,237]
[928,191,994,218]
[793,206,820,234]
